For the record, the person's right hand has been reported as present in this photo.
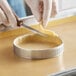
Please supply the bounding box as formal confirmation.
[0,0,17,27]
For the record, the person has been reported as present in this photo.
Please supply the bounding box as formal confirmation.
[0,0,57,28]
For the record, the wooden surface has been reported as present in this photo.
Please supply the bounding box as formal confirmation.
[0,17,76,76]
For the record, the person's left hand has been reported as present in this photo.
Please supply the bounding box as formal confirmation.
[25,0,58,27]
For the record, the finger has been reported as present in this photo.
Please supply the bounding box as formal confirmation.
[51,0,58,17]
[25,0,41,22]
[0,8,8,25]
[39,1,43,18]
[43,0,52,27]
[0,0,17,27]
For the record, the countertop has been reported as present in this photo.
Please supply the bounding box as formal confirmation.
[0,16,76,76]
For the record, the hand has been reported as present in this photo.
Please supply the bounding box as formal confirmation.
[25,0,57,27]
[0,0,17,27]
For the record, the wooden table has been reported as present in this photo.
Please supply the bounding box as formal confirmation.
[0,16,76,76]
